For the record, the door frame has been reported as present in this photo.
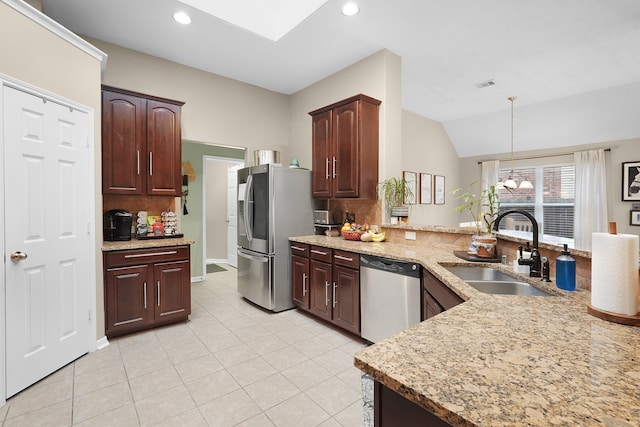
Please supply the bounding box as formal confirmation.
[0,74,97,404]
[201,155,244,275]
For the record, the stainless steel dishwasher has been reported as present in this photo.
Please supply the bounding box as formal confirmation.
[360,254,422,343]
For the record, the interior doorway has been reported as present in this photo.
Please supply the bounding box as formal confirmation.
[203,156,244,272]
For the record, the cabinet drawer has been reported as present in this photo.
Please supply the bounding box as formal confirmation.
[290,242,310,258]
[105,246,190,268]
[333,250,359,269]
[310,245,332,263]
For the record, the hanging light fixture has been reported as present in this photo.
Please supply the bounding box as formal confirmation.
[498,96,533,190]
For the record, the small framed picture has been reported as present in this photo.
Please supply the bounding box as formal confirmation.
[434,175,445,205]
[403,171,418,205]
[631,210,640,226]
[622,161,640,201]
[420,173,432,204]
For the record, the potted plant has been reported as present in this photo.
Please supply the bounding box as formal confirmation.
[452,181,505,258]
[377,177,414,222]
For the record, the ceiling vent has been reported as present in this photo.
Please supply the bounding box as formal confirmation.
[475,79,495,89]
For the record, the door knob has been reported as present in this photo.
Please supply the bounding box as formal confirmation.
[10,251,28,262]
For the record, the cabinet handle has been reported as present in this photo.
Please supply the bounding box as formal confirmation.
[149,152,153,176]
[302,273,307,296]
[325,281,330,306]
[332,156,336,179]
[143,282,147,309]
[325,158,330,179]
[291,245,306,252]
[157,281,160,307]
[137,150,140,175]
[124,250,177,258]
[311,249,328,256]
[334,255,353,262]
[332,282,337,308]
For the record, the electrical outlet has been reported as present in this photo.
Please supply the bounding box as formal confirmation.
[405,231,416,240]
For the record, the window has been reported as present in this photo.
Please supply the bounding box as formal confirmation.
[496,164,575,245]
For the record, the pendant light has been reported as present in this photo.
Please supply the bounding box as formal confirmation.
[498,96,533,190]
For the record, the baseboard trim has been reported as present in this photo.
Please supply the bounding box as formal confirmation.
[96,336,109,351]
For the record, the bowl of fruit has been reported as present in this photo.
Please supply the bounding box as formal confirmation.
[341,222,369,240]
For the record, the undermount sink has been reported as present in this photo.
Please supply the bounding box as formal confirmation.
[444,266,553,297]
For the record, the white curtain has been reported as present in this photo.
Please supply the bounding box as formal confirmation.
[481,160,499,194]
[574,149,608,250]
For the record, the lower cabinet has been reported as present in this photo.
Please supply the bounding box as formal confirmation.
[422,269,464,320]
[104,245,191,338]
[375,382,452,427]
[291,243,360,335]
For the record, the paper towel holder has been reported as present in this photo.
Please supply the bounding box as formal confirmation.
[586,304,640,326]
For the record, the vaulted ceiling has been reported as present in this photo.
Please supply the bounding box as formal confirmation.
[41,0,640,157]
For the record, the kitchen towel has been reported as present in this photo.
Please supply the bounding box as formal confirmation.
[591,232,639,316]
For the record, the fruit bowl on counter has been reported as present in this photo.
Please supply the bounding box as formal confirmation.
[341,223,386,242]
[341,230,365,240]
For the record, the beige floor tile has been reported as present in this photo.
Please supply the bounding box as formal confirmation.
[128,366,183,401]
[153,407,207,427]
[317,329,356,348]
[72,402,139,427]
[122,350,173,379]
[333,400,365,427]
[265,393,330,427]
[305,377,362,416]
[290,336,335,359]
[164,339,211,365]
[246,334,289,356]
[214,343,260,368]
[235,412,276,426]
[198,389,262,427]
[134,385,196,426]
[262,345,309,372]
[174,354,223,383]
[184,369,240,406]
[73,343,123,376]
[72,380,132,424]
[233,324,272,343]
[273,326,315,345]
[74,363,127,397]
[4,399,72,427]
[38,363,74,387]
[243,373,301,411]
[198,329,243,353]
[313,348,358,376]
[6,377,73,418]
[317,417,342,427]
[226,357,278,386]
[154,323,200,350]
[280,360,333,391]
[221,314,258,332]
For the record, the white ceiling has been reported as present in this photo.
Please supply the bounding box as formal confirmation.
[41,0,640,157]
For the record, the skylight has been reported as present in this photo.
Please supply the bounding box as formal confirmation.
[175,0,329,41]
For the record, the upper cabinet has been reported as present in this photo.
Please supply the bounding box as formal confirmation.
[309,94,381,199]
[102,86,184,196]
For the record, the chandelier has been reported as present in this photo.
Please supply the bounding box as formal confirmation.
[498,96,533,190]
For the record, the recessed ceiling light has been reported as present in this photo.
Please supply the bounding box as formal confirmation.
[173,11,192,25]
[341,2,359,16]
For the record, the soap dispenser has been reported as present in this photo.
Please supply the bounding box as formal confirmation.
[555,244,576,291]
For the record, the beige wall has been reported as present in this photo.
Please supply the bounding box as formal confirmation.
[401,110,461,225]
[457,138,640,236]
[0,2,104,336]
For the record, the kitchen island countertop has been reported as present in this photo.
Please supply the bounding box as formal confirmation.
[289,235,640,427]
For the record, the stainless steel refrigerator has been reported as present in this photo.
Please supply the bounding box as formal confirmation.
[237,164,315,312]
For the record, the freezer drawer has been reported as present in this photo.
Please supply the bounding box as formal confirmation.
[237,248,273,310]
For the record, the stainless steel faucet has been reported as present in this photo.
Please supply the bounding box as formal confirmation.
[493,210,541,278]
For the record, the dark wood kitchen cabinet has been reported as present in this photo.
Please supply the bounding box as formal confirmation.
[102,86,184,196]
[290,243,310,309]
[309,94,381,199]
[294,245,360,335]
[104,245,191,338]
[422,269,464,320]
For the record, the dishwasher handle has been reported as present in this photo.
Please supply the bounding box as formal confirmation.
[360,254,421,278]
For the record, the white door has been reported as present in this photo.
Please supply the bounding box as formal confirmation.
[227,165,241,267]
[4,86,91,397]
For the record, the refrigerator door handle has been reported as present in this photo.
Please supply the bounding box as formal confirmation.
[238,248,268,262]
[244,174,253,242]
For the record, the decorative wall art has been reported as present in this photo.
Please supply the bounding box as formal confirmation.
[622,161,640,201]
[434,175,445,205]
[420,173,432,204]
[403,171,418,205]
[631,210,640,226]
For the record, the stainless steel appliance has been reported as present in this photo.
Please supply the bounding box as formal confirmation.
[313,209,341,225]
[237,164,315,311]
[360,255,422,343]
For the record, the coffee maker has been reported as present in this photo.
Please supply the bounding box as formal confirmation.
[103,209,132,241]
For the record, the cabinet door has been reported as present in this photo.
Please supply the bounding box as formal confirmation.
[309,260,332,321]
[146,100,182,196]
[292,254,310,309]
[332,101,359,198]
[102,90,145,195]
[154,260,191,323]
[332,265,360,334]
[423,270,463,320]
[105,265,152,337]
[311,110,332,198]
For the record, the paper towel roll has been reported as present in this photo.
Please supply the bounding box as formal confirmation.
[591,233,639,316]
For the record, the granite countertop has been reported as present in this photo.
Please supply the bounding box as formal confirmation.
[102,237,195,252]
[289,235,640,427]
